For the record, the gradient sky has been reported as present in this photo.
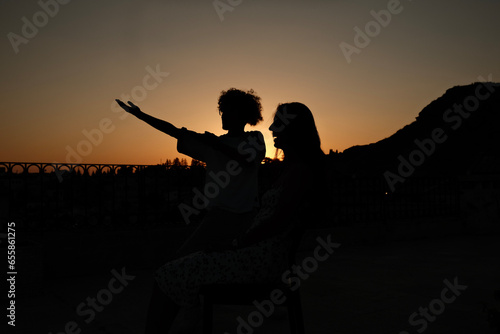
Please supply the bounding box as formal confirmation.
[1,0,499,165]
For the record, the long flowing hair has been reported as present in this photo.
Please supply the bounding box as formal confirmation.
[273,102,324,161]
[273,102,330,228]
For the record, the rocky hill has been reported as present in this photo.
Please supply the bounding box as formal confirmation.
[334,82,500,186]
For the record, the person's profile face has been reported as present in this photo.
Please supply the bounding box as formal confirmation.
[221,112,228,130]
[269,115,288,149]
[221,112,234,130]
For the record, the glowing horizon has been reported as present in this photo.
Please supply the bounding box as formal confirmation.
[1,0,499,165]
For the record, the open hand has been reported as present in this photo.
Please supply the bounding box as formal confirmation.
[115,99,142,116]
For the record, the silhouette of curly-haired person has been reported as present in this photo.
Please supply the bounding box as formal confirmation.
[144,102,328,333]
[116,88,266,254]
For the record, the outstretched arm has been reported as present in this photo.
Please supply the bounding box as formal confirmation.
[115,100,181,139]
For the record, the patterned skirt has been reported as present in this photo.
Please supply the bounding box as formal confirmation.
[154,236,289,306]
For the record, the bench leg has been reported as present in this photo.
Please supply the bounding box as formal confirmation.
[203,296,213,334]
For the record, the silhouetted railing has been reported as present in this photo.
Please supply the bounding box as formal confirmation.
[0,162,205,231]
[0,161,467,232]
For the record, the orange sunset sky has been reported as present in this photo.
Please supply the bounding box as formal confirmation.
[1,0,500,165]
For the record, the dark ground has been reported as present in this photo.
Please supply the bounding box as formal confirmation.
[8,218,500,334]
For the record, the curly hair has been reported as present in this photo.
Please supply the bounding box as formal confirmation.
[217,88,263,126]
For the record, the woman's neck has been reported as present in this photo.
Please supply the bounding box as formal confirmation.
[282,149,301,163]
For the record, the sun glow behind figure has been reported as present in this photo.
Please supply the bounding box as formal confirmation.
[1,0,499,164]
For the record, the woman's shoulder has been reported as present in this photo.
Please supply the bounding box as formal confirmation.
[285,157,327,185]
[286,159,318,173]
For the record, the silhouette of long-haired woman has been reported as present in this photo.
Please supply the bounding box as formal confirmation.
[144,102,327,333]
